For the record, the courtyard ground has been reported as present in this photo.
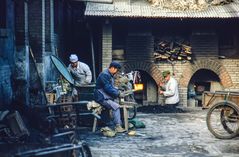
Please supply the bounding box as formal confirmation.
[80,107,239,157]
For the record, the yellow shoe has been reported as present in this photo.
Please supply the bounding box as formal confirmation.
[128,130,136,136]
[115,124,126,133]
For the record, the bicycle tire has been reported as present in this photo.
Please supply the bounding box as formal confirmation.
[206,100,239,139]
[124,94,137,120]
[128,105,137,120]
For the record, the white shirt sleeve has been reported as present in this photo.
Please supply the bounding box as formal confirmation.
[163,78,177,97]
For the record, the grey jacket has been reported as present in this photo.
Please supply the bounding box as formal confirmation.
[68,61,92,86]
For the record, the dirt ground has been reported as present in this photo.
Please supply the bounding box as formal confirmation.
[79,107,239,157]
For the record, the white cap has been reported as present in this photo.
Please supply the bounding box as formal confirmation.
[69,54,78,63]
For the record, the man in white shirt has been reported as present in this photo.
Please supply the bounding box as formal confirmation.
[68,54,92,101]
[159,70,179,109]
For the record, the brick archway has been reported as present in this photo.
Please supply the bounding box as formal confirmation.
[122,61,162,86]
[179,60,233,88]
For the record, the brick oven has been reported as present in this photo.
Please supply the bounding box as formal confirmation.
[85,0,239,107]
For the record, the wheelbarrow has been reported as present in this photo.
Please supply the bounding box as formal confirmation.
[204,91,239,139]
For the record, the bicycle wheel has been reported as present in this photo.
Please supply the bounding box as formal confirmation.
[206,100,239,139]
[124,94,137,120]
[128,105,137,120]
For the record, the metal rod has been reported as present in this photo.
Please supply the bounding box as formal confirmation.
[24,1,30,106]
[35,145,82,156]
[47,100,89,106]
[89,25,96,82]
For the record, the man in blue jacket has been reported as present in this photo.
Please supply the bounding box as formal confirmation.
[94,61,125,133]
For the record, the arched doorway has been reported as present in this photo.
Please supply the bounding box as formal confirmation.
[134,70,158,105]
[187,69,222,107]
[122,61,161,105]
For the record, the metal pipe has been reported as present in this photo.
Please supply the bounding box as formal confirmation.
[24,1,30,106]
[50,0,55,55]
[89,26,96,82]
[46,100,89,106]
[42,0,46,88]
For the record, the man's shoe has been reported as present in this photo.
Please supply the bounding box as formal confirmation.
[115,124,126,133]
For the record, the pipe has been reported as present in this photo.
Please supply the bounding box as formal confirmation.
[50,0,55,55]
[89,25,96,82]
[42,0,46,85]
[24,1,30,106]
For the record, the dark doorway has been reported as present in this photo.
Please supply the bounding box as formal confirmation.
[59,1,102,81]
[188,69,221,107]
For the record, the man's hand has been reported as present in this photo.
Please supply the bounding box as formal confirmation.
[159,82,164,87]
[159,90,164,95]
[119,91,125,98]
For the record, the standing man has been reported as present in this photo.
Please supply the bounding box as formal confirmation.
[68,54,92,101]
[94,61,125,133]
[159,70,179,109]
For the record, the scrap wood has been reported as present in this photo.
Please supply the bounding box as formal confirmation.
[154,40,192,61]
[148,0,234,11]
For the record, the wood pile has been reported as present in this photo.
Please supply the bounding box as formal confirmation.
[154,40,192,62]
[148,0,208,10]
[211,0,233,5]
[148,0,234,11]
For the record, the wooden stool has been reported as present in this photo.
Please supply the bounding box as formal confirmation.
[121,104,133,131]
[92,103,134,132]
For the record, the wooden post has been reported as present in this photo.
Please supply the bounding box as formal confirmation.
[92,117,97,132]
[123,105,129,131]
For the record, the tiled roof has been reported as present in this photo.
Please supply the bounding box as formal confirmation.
[85,0,239,18]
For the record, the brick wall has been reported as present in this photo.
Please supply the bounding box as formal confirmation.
[0,0,15,106]
[0,64,13,106]
[45,0,51,52]
[126,33,154,61]
[107,23,239,107]
[220,59,239,90]
[102,22,112,70]
[28,0,42,62]
[191,32,218,57]
[15,0,25,46]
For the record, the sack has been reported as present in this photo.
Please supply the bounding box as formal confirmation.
[129,119,146,128]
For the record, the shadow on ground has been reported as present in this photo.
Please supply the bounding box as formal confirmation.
[137,105,185,113]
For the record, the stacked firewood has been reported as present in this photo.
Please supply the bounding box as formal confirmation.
[154,40,192,62]
[148,0,208,11]
[148,0,234,11]
[211,0,233,5]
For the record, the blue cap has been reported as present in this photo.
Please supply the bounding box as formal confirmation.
[109,61,121,69]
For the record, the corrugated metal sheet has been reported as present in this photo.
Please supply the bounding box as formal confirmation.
[85,0,239,18]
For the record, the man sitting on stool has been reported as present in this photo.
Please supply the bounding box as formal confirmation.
[94,61,125,133]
